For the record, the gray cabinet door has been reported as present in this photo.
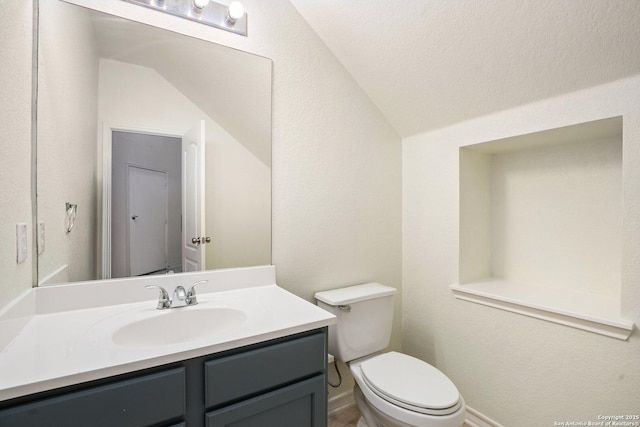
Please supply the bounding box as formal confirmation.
[0,368,186,427]
[205,332,325,408]
[206,375,326,427]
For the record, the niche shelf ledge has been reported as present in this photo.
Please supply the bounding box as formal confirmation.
[451,280,634,340]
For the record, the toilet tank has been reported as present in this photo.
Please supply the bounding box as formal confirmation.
[315,283,397,363]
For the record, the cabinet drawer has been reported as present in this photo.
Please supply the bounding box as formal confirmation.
[205,332,325,408]
[0,368,186,427]
[206,375,326,427]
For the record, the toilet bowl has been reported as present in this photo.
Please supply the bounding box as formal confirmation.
[315,283,466,427]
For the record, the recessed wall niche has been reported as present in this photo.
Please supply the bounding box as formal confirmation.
[451,116,634,340]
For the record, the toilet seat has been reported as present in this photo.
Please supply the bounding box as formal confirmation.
[359,352,462,416]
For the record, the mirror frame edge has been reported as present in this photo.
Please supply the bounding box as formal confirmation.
[31,0,39,288]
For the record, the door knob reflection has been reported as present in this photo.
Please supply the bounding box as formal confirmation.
[191,236,211,245]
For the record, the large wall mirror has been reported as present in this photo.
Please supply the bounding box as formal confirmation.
[36,0,272,285]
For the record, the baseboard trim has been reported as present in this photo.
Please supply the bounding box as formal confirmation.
[328,390,356,416]
[465,406,503,427]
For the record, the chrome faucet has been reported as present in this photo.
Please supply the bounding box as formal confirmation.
[145,280,209,309]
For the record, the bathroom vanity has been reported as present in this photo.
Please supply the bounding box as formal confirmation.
[0,266,335,427]
[0,329,327,427]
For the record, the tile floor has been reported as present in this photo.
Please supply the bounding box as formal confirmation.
[328,405,361,427]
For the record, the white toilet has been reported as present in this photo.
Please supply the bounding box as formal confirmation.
[315,283,466,427]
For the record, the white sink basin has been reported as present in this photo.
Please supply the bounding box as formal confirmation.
[86,302,250,349]
[111,307,247,347]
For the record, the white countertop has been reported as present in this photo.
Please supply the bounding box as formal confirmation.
[0,266,335,401]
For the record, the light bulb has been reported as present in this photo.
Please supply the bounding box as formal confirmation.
[226,1,244,23]
[193,0,210,9]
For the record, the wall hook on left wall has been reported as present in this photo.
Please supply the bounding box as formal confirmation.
[65,203,77,234]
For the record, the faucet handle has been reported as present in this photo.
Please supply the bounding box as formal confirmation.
[145,285,170,309]
[186,280,209,305]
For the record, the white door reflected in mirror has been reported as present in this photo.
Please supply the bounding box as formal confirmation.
[182,120,206,273]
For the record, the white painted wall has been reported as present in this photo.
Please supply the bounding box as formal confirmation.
[37,0,99,284]
[99,59,270,271]
[403,76,640,426]
[490,137,622,295]
[0,0,33,306]
[204,123,271,270]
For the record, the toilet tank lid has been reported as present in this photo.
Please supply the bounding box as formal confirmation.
[314,283,397,306]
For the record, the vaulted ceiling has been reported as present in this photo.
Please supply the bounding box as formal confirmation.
[289,0,640,137]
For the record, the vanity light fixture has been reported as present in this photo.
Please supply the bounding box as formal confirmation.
[193,0,210,9]
[226,1,245,24]
[121,0,247,36]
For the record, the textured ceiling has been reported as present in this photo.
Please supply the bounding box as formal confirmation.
[289,0,640,137]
